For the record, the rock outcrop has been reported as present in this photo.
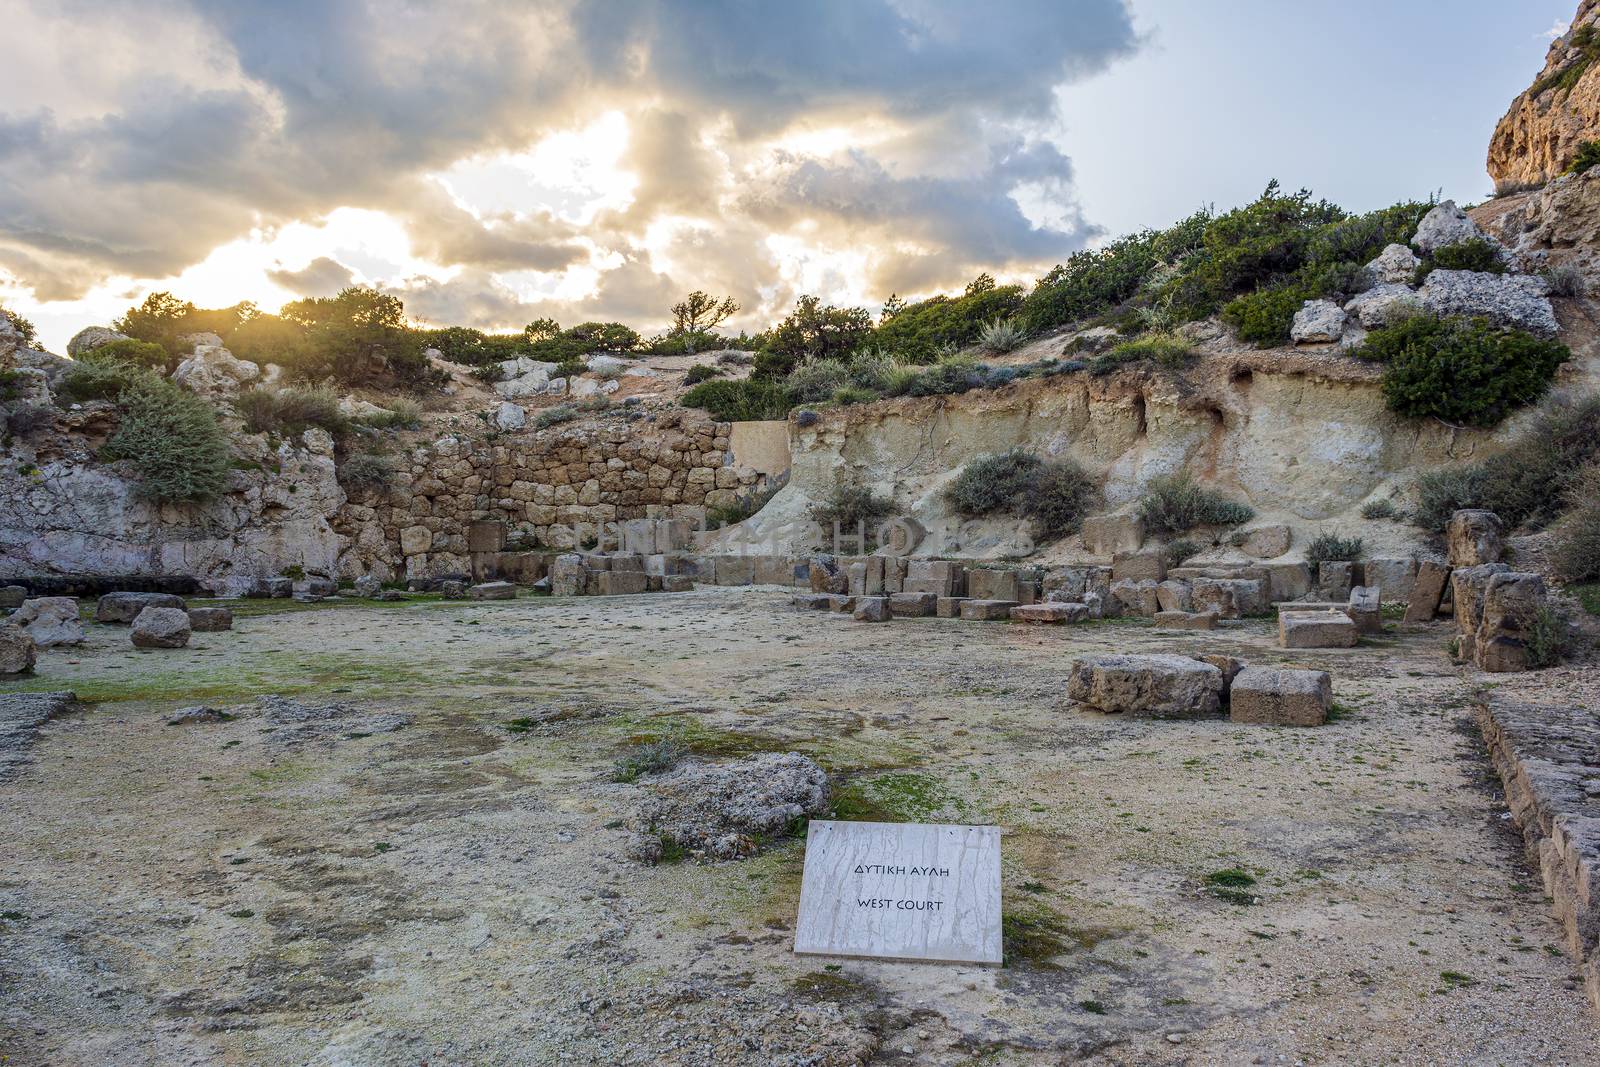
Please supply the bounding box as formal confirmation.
[1488,2,1600,189]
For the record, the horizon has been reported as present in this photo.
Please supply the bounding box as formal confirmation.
[0,0,1576,355]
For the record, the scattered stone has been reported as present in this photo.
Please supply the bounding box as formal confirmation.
[494,401,527,432]
[1279,610,1358,649]
[66,325,130,356]
[825,595,857,613]
[808,556,846,595]
[257,694,410,746]
[935,596,965,618]
[7,598,85,647]
[0,627,36,674]
[1156,580,1194,613]
[1347,586,1382,635]
[958,599,1018,621]
[1404,560,1452,622]
[1066,654,1225,719]
[1318,561,1354,602]
[1447,510,1504,567]
[1344,283,1420,328]
[1194,653,1245,688]
[1261,561,1313,602]
[1230,668,1332,727]
[131,606,191,649]
[1192,578,1263,619]
[1362,243,1420,286]
[662,575,694,593]
[599,571,650,596]
[888,592,938,618]
[967,569,1021,602]
[1111,578,1161,617]
[167,706,227,726]
[1290,299,1346,343]
[468,581,517,600]
[1362,557,1417,603]
[251,577,293,599]
[852,597,891,622]
[353,574,383,598]
[1154,610,1217,630]
[626,753,829,864]
[185,607,232,632]
[1412,200,1494,255]
[437,579,469,598]
[1010,603,1086,624]
[791,593,833,610]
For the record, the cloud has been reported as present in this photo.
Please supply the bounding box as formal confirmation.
[266,256,355,298]
[0,0,1140,330]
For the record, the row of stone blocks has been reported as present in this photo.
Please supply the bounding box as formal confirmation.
[1067,653,1334,727]
[1474,696,1600,1014]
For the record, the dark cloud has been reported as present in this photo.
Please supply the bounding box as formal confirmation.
[0,0,1139,324]
[266,256,355,298]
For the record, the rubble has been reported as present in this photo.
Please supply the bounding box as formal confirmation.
[626,753,829,864]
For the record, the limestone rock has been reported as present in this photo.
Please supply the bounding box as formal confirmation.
[1347,586,1381,635]
[8,598,84,647]
[1229,667,1332,727]
[1066,654,1225,719]
[1279,610,1357,649]
[585,354,632,376]
[468,581,516,600]
[0,585,25,610]
[1488,11,1600,187]
[1447,510,1504,567]
[1362,243,1420,287]
[1412,200,1496,255]
[626,752,829,864]
[1010,602,1085,624]
[550,554,588,598]
[1344,283,1420,329]
[66,326,130,357]
[1111,551,1166,583]
[1156,580,1193,613]
[437,578,469,598]
[958,599,1017,621]
[1154,610,1216,630]
[95,591,186,624]
[0,627,35,674]
[1290,299,1346,344]
[1081,515,1145,555]
[131,606,191,649]
[1419,270,1558,337]
[1318,561,1354,602]
[172,342,261,400]
[1233,524,1292,559]
[888,592,937,618]
[493,402,527,432]
[187,607,233,631]
[353,575,382,598]
[1404,561,1452,622]
[1111,578,1160,617]
[852,596,891,622]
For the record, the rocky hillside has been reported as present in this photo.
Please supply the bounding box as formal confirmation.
[1489,0,1600,188]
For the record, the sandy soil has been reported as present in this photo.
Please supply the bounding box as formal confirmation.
[2,589,1597,1066]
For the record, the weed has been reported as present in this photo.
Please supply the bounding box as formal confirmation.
[612,738,684,783]
[1204,868,1260,905]
[1305,532,1363,567]
[1137,475,1254,534]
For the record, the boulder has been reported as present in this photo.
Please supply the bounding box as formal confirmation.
[1447,510,1504,567]
[1066,654,1225,719]
[585,354,632,376]
[1362,557,1417,604]
[250,577,293,599]
[1192,578,1263,619]
[852,597,891,622]
[1403,561,1452,623]
[791,593,833,610]
[1290,299,1346,343]
[808,556,846,595]
[1156,580,1194,613]
[493,401,527,431]
[662,574,694,593]
[131,606,191,649]
[95,591,187,624]
[1154,610,1217,630]
[469,581,517,600]
[1361,243,1420,287]
[0,627,36,674]
[1229,667,1332,727]
[1419,270,1558,337]
[1344,283,1420,329]
[935,597,966,618]
[7,598,84,647]
[437,578,469,598]
[187,607,233,632]
[172,342,261,400]
[550,554,587,597]
[1111,578,1161,617]
[0,585,26,610]
[1278,610,1358,649]
[958,599,1018,621]
[66,326,130,357]
[888,592,938,618]
[1412,200,1495,255]
[353,574,382,598]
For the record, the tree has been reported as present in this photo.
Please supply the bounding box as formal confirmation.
[523,318,561,343]
[279,287,427,383]
[671,291,740,335]
[114,292,253,361]
[879,294,906,324]
[964,273,996,296]
[761,295,873,378]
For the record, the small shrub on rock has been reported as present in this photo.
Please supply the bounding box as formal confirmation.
[237,385,349,436]
[811,485,895,530]
[683,364,722,385]
[1164,538,1201,567]
[84,337,171,370]
[977,317,1028,353]
[1542,263,1587,297]
[1415,238,1505,282]
[1524,604,1573,668]
[1357,315,1568,428]
[681,379,792,421]
[360,398,422,431]
[945,449,1096,541]
[1304,532,1363,567]
[1136,475,1255,534]
[785,358,851,403]
[101,378,231,504]
[1090,332,1194,374]
[1566,138,1600,176]
[1552,464,1600,583]
[613,739,684,783]
[1360,498,1400,521]
[339,453,394,492]
[534,404,577,429]
[1221,285,1308,347]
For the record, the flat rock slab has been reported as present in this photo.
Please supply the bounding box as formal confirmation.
[1009,603,1086,624]
[1279,610,1358,649]
[959,599,1018,621]
[469,582,517,600]
[935,597,966,619]
[131,606,191,649]
[853,597,891,622]
[1230,667,1332,727]
[187,607,233,632]
[0,691,77,781]
[1066,654,1224,719]
[794,820,1002,966]
[1154,610,1217,630]
[888,592,938,618]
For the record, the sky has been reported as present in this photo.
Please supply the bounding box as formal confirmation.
[0,0,1578,355]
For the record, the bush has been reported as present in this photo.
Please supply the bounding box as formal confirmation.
[1357,315,1568,428]
[1566,138,1600,175]
[1221,285,1308,347]
[977,317,1028,353]
[680,379,792,421]
[1543,263,1586,297]
[1426,238,1505,276]
[1360,498,1400,521]
[1020,223,1179,333]
[339,453,394,491]
[1163,538,1201,567]
[846,348,902,392]
[1089,332,1193,374]
[236,385,348,436]
[868,279,1024,363]
[1524,604,1573,668]
[99,377,231,504]
[682,364,722,385]
[905,362,981,396]
[1304,532,1363,567]
[1,306,37,345]
[534,404,577,429]
[575,395,610,413]
[613,739,683,783]
[945,449,1096,541]
[810,485,895,530]
[82,337,170,369]
[759,295,874,377]
[1412,392,1600,530]
[784,358,851,403]
[1551,463,1600,583]
[360,398,423,431]
[1137,475,1255,534]
[832,386,878,406]
[59,358,152,402]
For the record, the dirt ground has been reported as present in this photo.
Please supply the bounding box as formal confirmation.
[2,588,1598,1066]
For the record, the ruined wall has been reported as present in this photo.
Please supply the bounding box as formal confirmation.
[333,416,771,582]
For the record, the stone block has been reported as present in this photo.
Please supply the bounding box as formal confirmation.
[1447,510,1503,567]
[597,571,649,596]
[754,555,797,587]
[1011,603,1087,624]
[468,581,517,600]
[825,594,857,613]
[1477,634,1530,673]
[1318,561,1353,601]
[437,578,469,598]
[808,556,846,594]
[853,597,891,622]
[1112,551,1167,583]
[655,518,695,553]
[791,593,833,610]
[1481,571,1548,636]
[131,606,190,649]
[607,554,645,573]
[1278,610,1358,649]
[714,556,756,586]
[1066,653,1224,718]
[8,598,84,647]
[1233,524,1292,559]
[1347,586,1381,634]
[0,585,26,610]
[642,553,675,577]
[662,575,694,593]
[186,607,233,632]
[549,553,588,597]
[888,592,938,618]
[905,560,965,597]
[96,591,187,624]
[959,599,1018,621]
[1156,580,1193,613]
[1082,514,1145,556]
[1110,578,1160,617]
[935,596,966,618]
[1451,563,1511,638]
[646,575,663,592]
[1261,562,1313,602]
[1404,561,1451,622]
[1229,667,1332,727]
[847,556,885,597]
[1154,610,1217,630]
[619,518,657,554]
[467,518,506,553]
[1363,557,1418,603]
[1195,654,1245,688]
[966,569,1019,602]
[882,555,907,594]
[0,627,36,674]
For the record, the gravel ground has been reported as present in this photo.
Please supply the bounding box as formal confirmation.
[1,587,1596,1065]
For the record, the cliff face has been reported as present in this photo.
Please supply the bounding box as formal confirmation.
[1488,1,1600,189]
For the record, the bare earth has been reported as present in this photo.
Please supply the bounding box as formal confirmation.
[2,589,1598,1066]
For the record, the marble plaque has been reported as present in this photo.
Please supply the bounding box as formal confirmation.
[793,820,1002,965]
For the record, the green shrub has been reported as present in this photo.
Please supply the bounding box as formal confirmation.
[1537,24,1600,96]
[1543,263,1587,297]
[977,317,1028,354]
[866,276,1023,364]
[360,398,422,431]
[832,386,878,406]
[99,377,231,504]
[575,395,610,413]
[1163,538,1201,567]
[758,296,874,378]
[945,450,1096,541]
[1020,219,1193,333]
[613,739,683,783]
[59,358,153,402]
[339,453,394,491]
[683,364,722,385]
[1136,475,1255,534]
[1413,392,1600,530]
[534,404,577,429]
[0,368,23,403]
[1360,498,1400,521]
[1357,315,1568,428]
[1568,138,1600,175]
[1551,464,1600,583]
[680,379,792,421]
[1304,532,1363,567]
[846,347,901,392]
[236,385,348,436]
[1524,604,1573,668]
[906,362,980,396]
[1221,285,1308,347]
[1090,332,1193,374]
[810,485,895,530]
[1,306,37,345]
[1415,238,1506,283]
[82,337,170,369]
[785,358,851,403]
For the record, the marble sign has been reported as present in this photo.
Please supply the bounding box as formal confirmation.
[793,820,1002,965]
